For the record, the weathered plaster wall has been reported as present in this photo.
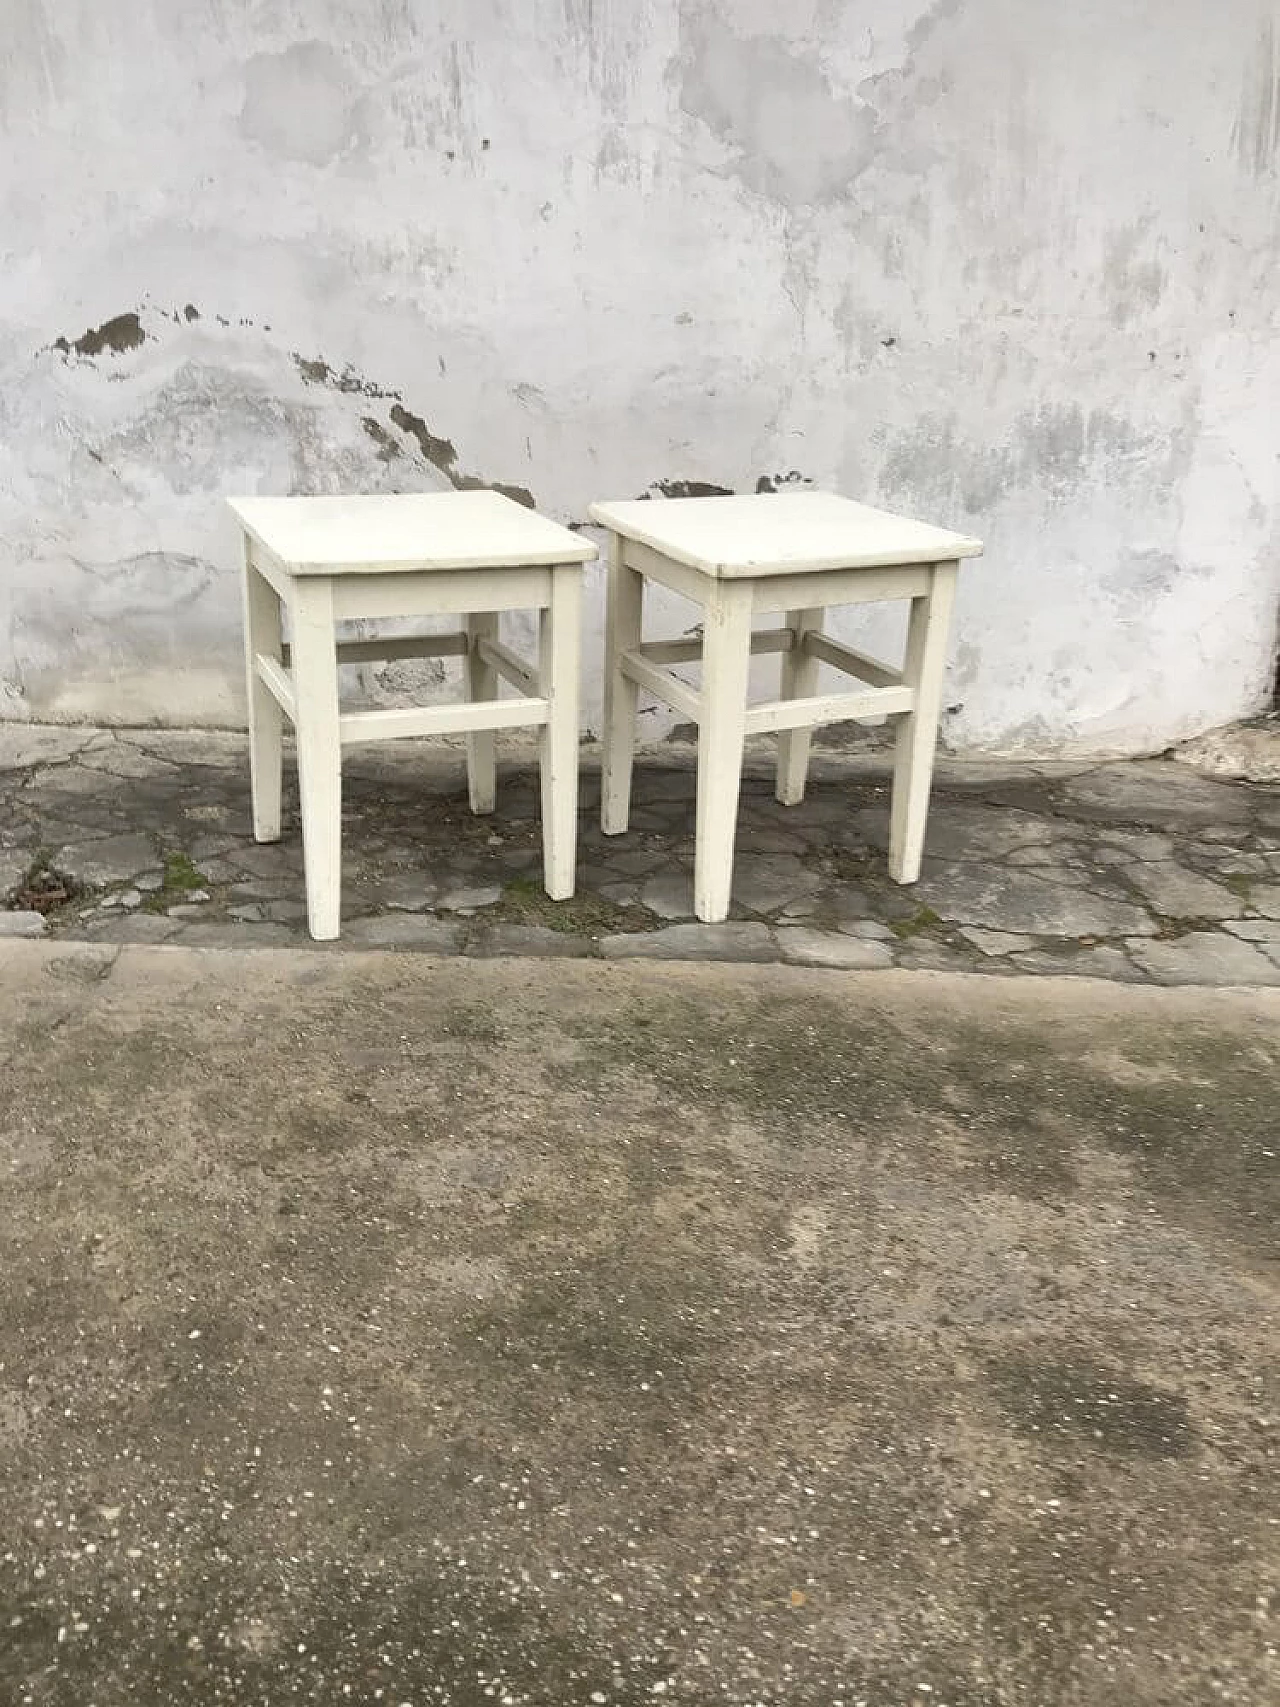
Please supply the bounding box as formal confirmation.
[1,0,1277,752]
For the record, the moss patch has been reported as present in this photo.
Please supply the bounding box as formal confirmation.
[142,850,210,913]
[889,904,943,940]
[492,875,657,936]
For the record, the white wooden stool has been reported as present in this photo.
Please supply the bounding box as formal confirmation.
[228,491,595,940]
[590,491,983,923]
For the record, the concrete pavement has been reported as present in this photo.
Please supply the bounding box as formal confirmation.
[0,941,1276,1704]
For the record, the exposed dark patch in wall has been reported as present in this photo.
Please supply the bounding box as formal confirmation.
[755,471,814,493]
[293,354,394,398]
[295,349,535,505]
[361,418,403,462]
[183,304,200,322]
[642,479,734,499]
[52,312,146,358]
[388,404,458,475]
[480,482,535,509]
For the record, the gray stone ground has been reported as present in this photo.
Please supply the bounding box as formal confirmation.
[3,724,1280,983]
[0,942,1277,1706]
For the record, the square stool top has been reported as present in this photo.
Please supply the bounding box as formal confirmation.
[228,489,596,575]
[589,491,982,579]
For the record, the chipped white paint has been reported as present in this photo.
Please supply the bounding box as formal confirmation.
[1,0,1277,754]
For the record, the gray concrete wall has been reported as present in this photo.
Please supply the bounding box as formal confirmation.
[1,0,1277,754]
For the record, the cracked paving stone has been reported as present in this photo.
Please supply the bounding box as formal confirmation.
[1223,917,1280,943]
[436,883,502,912]
[597,880,642,906]
[775,928,894,969]
[1126,931,1280,987]
[730,853,823,916]
[77,741,182,781]
[83,912,184,944]
[342,915,467,952]
[354,874,439,912]
[838,918,896,941]
[959,926,1038,957]
[0,726,101,769]
[914,804,1064,863]
[640,871,696,920]
[1009,945,1145,982]
[124,729,247,768]
[915,862,1158,938]
[1120,861,1246,921]
[734,824,809,855]
[1247,882,1280,918]
[602,847,666,877]
[233,843,306,880]
[1062,761,1257,829]
[599,922,777,963]
[1095,828,1178,862]
[467,924,596,959]
[175,922,312,950]
[53,833,159,886]
[632,767,696,802]
[890,939,975,972]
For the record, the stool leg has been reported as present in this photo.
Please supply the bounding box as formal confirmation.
[290,580,343,940]
[241,540,284,843]
[539,564,581,900]
[889,561,958,884]
[465,612,500,815]
[775,606,823,806]
[694,581,753,923]
[601,532,643,835]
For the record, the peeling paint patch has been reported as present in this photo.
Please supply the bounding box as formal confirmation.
[290,348,535,505]
[643,479,734,499]
[755,471,814,494]
[52,313,145,358]
[292,354,392,398]
[361,418,403,462]
[388,404,459,476]
[475,482,535,509]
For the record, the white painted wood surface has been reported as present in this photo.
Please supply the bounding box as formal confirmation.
[776,606,822,806]
[601,533,644,836]
[231,492,593,939]
[595,494,979,923]
[591,491,981,578]
[695,581,755,922]
[538,565,582,901]
[289,579,343,941]
[229,491,595,573]
[465,611,500,815]
[889,562,959,884]
[241,540,285,843]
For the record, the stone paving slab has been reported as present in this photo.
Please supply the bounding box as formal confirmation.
[3,723,1280,984]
